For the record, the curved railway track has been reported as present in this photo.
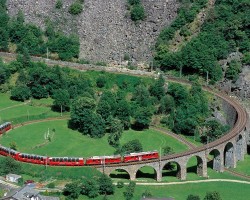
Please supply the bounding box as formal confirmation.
[0,52,248,170]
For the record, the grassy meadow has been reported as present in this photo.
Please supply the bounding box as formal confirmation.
[0,120,188,157]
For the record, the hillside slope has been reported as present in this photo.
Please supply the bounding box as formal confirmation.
[7,0,179,63]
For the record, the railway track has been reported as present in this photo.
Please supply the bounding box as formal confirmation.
[152,126,197,149]
[13,116,70,129]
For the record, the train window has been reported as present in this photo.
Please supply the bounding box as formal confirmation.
[72,158,75,162]
[60,158,63,162]
[64,158,67,161]
[76,158,79,162]
[28,155,31,159]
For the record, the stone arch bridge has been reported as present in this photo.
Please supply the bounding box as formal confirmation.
[95,84,250,182]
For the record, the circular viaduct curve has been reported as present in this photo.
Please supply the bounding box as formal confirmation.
[94,78,249,182]
[0,52,249,182]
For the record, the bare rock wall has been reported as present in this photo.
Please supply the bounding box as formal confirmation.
[7,0,179,63]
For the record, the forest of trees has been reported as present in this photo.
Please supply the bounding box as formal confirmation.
[155,0,250,83]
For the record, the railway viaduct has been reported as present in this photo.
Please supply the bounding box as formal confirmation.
[0,52,249,182]
[95,84,250,182]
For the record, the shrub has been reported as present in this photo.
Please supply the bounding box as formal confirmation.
[55,0,63,9]
[128,0,140,5]
[68,2,83,15]
[96,76,106,88]
[47,182,55,188]
[130,4,146,21]
[117,181,124,188]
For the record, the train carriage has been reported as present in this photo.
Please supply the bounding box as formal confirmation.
[0,146,20,159]
[48,157,84,166]
[86,155,122,165]
[18,153,47,165]
[0,122,12,135]
[123,151,159,163]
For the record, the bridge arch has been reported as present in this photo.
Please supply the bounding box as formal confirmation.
[161,161,182,180]
[135,165,158,181]
[186,155,207,178]
[207,149,223,172]
[224,142,236,168]
[109,168,130,180]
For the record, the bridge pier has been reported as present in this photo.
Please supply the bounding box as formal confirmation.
[213,152,224,172]
[197,156,207,177]
[225,143,236,168]
[236,134,244,161]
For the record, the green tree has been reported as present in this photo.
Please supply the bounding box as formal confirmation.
[11,85,31,102]
[97,100,112,122]
[158,94,175,114]
[225,60,242,82]
[120,139,143,154]
[201,120,229,143]
[133,106,153,129]
[163,146,174,155]
[149,74,166,100]
[115,99,131,129]
[52,89,70,112]
[123,181,136,200]
[81,179,99,198]
[132,84,151,107]
[96,75,106,88]
[63,182,81,200]
[203,191,222,200]
[187,194,201,200]
[0,157,21,175]
[107,117,123,147]
[98,174,114,195]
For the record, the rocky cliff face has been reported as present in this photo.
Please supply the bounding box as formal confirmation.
[7,0,179,64]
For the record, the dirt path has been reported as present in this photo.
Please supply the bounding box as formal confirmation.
[0,100,30,112]
[127,179,250,186]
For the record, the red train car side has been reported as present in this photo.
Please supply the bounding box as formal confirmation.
[86,155,122,165]
[0,146,19,159]
[0,122,12,135]
[48,157,84,166]
[18,153,47,165]
[124,151,159,163]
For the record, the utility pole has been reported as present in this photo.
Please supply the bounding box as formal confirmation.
[206,71,209,85]
[60,105,62,117]
[180,66,182,78]
[46,47,49,60]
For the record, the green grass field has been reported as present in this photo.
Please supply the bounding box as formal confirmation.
[231,154,250,176]
[0,93,61,124]
[72,181,250,200]
[0,120,188,158]
[0,93,23,110]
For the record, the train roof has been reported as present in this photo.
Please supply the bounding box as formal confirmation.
[20,153,47,158]
[124,151,158,157]
[0,122,11,128]
[88,155,121,159]
[49,157,83,159]
[0,146,19,153]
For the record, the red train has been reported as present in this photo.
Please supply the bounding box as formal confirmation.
[0,122,12,134]
[0,122,159,166]
[0,145,159,166]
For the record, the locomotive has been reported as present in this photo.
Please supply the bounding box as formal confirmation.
[0,122,159,166]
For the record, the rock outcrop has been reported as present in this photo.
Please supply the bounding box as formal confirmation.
[7,0,179,63]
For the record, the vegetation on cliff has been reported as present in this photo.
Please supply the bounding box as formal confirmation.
[155,0,250,83]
